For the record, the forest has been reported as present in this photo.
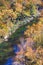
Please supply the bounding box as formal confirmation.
[0,0,43,65]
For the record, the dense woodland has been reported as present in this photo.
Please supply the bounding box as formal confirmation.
[0,0,43,65]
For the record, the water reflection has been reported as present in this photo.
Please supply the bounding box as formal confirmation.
[4,36,35,65]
